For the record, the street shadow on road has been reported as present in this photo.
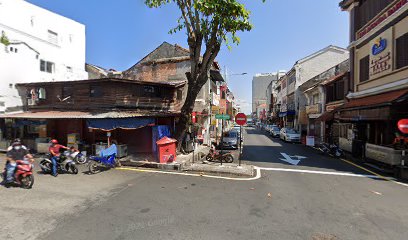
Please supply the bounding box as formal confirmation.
[242,127,385,178]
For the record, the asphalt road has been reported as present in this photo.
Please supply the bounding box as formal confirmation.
[2,127,408,240]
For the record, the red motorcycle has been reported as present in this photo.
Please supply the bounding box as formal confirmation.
[2,160,34,189]
[206,149,234,163]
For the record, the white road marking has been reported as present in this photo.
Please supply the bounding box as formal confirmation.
[117,165,394,182]
[256,167,385,179]
[279,152,306,165]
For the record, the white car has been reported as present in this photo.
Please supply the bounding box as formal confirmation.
[270,126,280,137]
[222,131,239,149]
[280,128,301,143]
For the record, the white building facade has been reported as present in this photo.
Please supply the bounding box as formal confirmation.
[0,0,87,113]
[278,46,349,130]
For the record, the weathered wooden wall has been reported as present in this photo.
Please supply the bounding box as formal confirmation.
[24,81,183,111]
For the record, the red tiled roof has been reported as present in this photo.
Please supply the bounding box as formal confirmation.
[341,89,408,110]
[321,72,348,86]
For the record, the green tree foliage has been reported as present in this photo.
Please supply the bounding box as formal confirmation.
[144,0,262,148]
[1,31,10,46]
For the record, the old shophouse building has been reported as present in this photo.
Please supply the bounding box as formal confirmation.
[339,0,408,165]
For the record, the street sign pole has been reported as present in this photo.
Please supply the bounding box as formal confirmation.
[234,112,247,167]
[220,118,224,166]
[239,125,242,166]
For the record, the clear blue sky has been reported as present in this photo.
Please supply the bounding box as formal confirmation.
[27,0,349,114]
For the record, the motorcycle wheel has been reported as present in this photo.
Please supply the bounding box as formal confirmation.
[223,154,234,163]
[70,164,79,174]
[75,155,88,164]
[20,175,34,189]
[88,162,101,174]
[40,161,52,174]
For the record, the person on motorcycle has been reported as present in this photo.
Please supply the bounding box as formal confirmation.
[49,139,69,177]
[4,139,33,188]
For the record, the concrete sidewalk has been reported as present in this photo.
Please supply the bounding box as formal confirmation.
[178,146,253,176]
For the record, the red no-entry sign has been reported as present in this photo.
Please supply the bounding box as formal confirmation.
[235,113,247,126]
[398,119,408,134]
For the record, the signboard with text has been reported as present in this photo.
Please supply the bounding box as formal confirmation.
[215,114,230,120]
[369,28,393,79]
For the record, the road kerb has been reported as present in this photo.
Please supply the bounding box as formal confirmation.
[116,166,261,181]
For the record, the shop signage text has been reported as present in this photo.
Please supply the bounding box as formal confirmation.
[369,29,393,79]
[357,0,408,39]
[215,114,230,120]
[306,104,321,115]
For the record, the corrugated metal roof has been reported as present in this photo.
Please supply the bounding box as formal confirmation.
[0,110,180,119]
[16,78,187,88]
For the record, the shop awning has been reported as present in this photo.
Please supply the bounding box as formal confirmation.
[341,89,408,110]
[87,118,155,131]
[316,111,334,122]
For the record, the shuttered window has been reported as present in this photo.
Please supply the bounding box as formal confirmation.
[335,81,345,100]
[359,56,370,83]
[396,33,408,69]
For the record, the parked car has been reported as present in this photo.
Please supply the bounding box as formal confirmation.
[270,126,280,137]
[222,131,239,149]
[280,128,301,143]
[233,125,241,133]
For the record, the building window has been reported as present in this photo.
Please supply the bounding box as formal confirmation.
[143,86,161,97]
[38,88,46,100]
[312,94,319,104]
[288,74,296,84]
[359,56,369,82]
[335,81,345,100]
[62,86,73,99]
[40,60,54,73]
[90,85,103,98]
[396,33,408,69]
[177,89,182,100]
[48,30,58,45]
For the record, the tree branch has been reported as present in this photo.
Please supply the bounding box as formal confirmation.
[177,0,194,37]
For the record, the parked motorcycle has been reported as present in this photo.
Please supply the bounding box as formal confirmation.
[39,151,79,175]
[68,148,88,164]
[205,149,234,163]
[2,160,34,189]
[87,144,120,174]
[319,143,344,158]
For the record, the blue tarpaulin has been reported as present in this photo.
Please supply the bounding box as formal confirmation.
[152,125,171,153]
[86,118,155,131]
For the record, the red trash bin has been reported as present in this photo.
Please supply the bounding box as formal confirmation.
[156,137,177,163]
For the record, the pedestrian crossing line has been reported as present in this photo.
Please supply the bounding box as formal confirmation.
[256,167,383,179]
[339,158,408,188]
[116,167,262,181]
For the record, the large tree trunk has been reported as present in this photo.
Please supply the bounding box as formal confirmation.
[175,72,208,152]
